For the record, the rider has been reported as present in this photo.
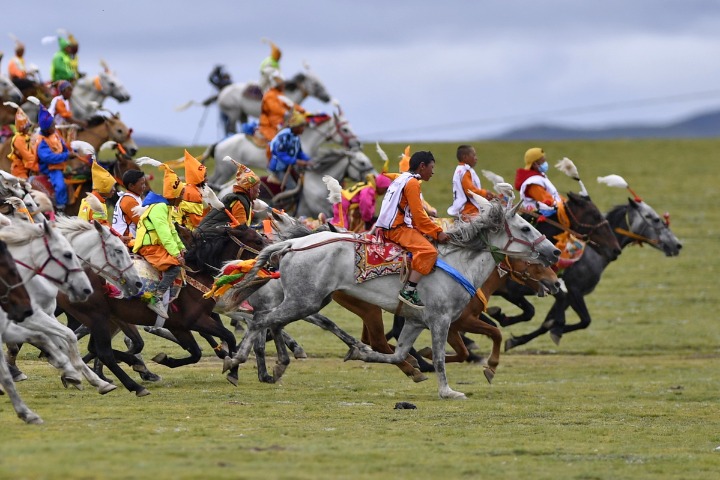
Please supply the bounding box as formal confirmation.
[331,173,392,232]
[7,104,38,179]
[78,162,117,225]
[375,151,449,309]
[258,39,282,93]
[7,38,35,91]
[174,150,208,230]
[133,163,186,320]
[447,145,496,219]
[50,33,79,83]
[35,105,77,213]
[258,74,305,154]
[111,169,148,243]
[48,81,87,144]
[198,162,261,230]
[267,110,311,190]
[204,65,233,134]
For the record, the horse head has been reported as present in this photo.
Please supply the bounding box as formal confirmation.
[0,74,23,103]
[624,198,682,257]
[97,63,131,103]
[565,192,621,261]
[331,101,362,150]
[499,256,560,297]
[345,150,375,182]
[104,114,138,156]
[502,203,561,267]
[92,220,143,296]
[0,239,33,322]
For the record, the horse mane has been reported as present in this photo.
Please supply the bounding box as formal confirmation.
[0,221,44,245]
[54,216,96,235]
[87,115,107,127]
[443,202,505,251]
[185,225,267,274]
[605,204,628,227]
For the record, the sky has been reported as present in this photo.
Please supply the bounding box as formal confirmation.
[4,1,720,146]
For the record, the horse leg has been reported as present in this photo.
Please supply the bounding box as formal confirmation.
[387,314,434,374]
[492,294,536,327]
[426,318,467,400]
[5,342,26,381]
[280,330,307,359]
[302,313,360,348]
[270,326,292,382]
[560,292,592,335]
[0,341,42,424]
[251,329,273,384]
[152,328,202,369]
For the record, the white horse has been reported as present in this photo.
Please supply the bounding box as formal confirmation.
[217,70,332,134]
[224,200,560,399]
[71,62,131,120]
[206,105,362,188]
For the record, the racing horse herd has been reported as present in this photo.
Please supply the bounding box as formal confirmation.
[0,57,683,423]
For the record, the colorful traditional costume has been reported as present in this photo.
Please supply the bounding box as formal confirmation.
[7,105,37,179]
[78,162,116,225]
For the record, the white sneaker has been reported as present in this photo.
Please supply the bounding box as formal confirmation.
[147,300,169,319]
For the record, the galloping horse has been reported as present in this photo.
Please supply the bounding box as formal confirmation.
[500,198,682,350]
[57,225,268,396]
[224,201,560,399]
[0,236,42,424]
[71,63,131,120]
[217,70,332,134]
[206,104,362,187]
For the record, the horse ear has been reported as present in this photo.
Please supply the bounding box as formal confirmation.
[114,112,120,119]
[92,219,104,233]
[628,197,640,208]
[42,218,52,235]
[508,201,522,217]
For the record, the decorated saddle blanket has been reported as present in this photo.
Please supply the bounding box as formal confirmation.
[242,84,263,101]
[204,259,280,299]
[353,233,410,284]
[104,255,183,302]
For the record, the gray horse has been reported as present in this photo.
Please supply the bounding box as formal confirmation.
[223,200,560,399]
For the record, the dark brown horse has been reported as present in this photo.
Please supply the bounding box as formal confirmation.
[57,225,267,396]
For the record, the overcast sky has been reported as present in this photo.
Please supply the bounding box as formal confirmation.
[4,1,720,146]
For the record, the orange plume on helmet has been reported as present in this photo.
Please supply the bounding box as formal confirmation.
[183,149,206,185]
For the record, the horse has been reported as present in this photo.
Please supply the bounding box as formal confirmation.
[56,224,268,396]
[0,74,22,105]
[206,105,362,188]
[499,198,682,350]
[71,63,131,121]
[217,70,332,135]
[0,237,43,424]
[223,201,560,399]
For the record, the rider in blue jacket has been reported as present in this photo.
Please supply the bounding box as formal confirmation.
[268,111,310,190]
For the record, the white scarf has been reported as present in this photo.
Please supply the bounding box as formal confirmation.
[375,172,420,229]
[447,164,481,217]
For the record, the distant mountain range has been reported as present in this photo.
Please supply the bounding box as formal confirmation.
[133,134,179,147]
[492,109,720,141]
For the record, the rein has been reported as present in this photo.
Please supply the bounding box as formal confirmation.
[563,202,610,248]
[228,234,263,258]
[14,234,84,287]
[614,208,660,246]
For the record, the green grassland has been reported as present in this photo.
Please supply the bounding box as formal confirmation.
[1,139,719,480]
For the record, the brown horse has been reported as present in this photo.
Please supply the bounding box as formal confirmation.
[57,225,267,396]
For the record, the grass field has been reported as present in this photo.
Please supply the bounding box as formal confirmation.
[1,139,719,480]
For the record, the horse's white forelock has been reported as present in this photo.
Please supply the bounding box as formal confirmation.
[0,221,43,245]
[54,216,95,234]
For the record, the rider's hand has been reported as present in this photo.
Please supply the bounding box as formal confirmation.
[437,232,450,244]
[296,160,310,168]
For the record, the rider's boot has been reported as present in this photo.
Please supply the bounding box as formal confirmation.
[398,283,425,310]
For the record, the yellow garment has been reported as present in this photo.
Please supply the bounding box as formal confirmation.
[14,106,30,131]
[91,162,116,194]
[78,191,109,224]
[174,199,205,230]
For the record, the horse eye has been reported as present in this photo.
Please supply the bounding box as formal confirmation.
[522,226,531,232]
[64,252,73,259]
[652,218,660,223]
[110,82,115,87]
[117,129,124,134]
[115,249,123,254]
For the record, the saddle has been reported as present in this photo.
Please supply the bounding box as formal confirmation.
[353,232,410,284]
[248,131,269,149]
[241,84,263,101]
[107,255,184,303]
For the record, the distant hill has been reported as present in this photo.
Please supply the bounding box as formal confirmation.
[133,134,179,147]
[493,109,720,141]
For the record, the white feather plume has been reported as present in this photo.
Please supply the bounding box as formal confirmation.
[222,155,240,166]
[494,182,515,200]
[375,142,389,163]
[26,96,40,106]
[131,205,148,218]
[174,100,197,112]
[555,157,580,180]
[134,157,163,168]
[100,140,118,151]
[597,174,628,189]
[71,140,96,158]
[200,184,224,210]
[41,35,58,46]
[481,169,505,185]
[84,192,104,213]
[29,190,53,213]
[3,101,19,109]
[253,199,269,211]
[322,175,342,205]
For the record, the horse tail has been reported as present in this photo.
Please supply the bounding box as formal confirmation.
[224,241,292,310]
[198,143,217,164]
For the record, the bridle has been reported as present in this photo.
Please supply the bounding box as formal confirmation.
[14,233,84,287]
[563,201,610,248]
[78,228,135,286]
[228,233,263,259]
[614,206,665,246]
[496,255,546,285]
[494,220,548,261]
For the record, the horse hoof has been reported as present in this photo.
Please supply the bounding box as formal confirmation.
[151,353,168,364]
[13,373,28,382]
[483,367,495,384]
[23,414,44,425]
[343,346,360,362]
[222,356,234,373]
[135,388,151,397]
[293,347,307,360]
[466,352,484,364]
[273,363,287,380]
[259,373,274,384]
[98,383,118,395]
[416,347,432,359]
[411,371,428,383]
[550,331,562,346]
[440,390,467,400]
[61,375,83,389]
[504,337,519,352]
[140,371,162,382]
[226,373,239,387]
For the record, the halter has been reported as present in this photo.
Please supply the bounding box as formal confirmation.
[228,233,263,259]
[614,206,661,246]
[563,202,610,248]
[331,115,358,149]
[14,234,84,287]
[494,220,547,261]
[496,255,544,285]
[78,228,135,286]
